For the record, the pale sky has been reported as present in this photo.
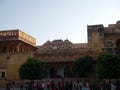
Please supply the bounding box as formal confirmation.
[0,0,120,45]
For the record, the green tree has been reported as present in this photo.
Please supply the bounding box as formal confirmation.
[19,58,44,80]
[74,55,93,77]
[97,54,120,79]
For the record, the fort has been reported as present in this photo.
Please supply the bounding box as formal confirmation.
[0,20,120,80]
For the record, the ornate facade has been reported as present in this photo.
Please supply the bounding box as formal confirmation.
[0,20,120,80]
[35,39,87,78]
[0,30,36,80]
[87,20,120,55]
[0,30,36,53]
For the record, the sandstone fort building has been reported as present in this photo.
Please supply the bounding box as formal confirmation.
[0,20,120,80]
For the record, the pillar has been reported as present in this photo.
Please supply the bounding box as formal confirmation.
[16,44,20,53]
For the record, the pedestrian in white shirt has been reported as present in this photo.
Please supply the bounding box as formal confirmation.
[82,83,90,90]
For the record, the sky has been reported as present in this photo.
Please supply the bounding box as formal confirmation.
[0,0,120,45]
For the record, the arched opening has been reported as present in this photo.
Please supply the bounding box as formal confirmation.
[64,66,73,77]
[116,39,120,54]
[1,72,5,78]
[49,67,55,78]
[2,47,7,53]
[104,40,114,54]
[105,40,114,47]
[116,39,120,48]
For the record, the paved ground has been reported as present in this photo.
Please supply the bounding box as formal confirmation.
[0,88,21,90]
[0,88,77,90]
[0,87,50,90]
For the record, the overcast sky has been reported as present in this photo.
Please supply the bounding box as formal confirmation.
[0,0,120,45]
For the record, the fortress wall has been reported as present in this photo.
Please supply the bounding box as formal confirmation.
[0,53,34,80]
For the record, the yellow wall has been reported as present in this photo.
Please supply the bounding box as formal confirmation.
[0,53,34,80]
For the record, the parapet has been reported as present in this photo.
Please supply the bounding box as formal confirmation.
[0,29,36,46]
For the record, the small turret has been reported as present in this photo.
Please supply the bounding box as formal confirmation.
[116,20,120,24]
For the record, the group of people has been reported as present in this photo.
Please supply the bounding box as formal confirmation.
[20,80,45,90]
[100,80,120,90]
[6,79,120,90]
[19,80,91,90]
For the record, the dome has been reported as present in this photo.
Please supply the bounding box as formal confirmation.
[116,20,120,24]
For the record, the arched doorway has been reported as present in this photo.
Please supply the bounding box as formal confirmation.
[64,66,73,77]
[49,67,55,78]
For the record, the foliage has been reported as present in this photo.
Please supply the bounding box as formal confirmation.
[97,54,120,79]
[74,55,93,77]
[19,58,44,80]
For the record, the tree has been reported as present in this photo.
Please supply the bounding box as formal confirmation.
[97,54,120,79]
[74,55,93,77]
[19,58,44,80]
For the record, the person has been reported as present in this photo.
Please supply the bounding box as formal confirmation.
[6,83,10,90]
[82,83,90,90]
[78,81,83,90]
[37,81,42,90]
[50,80,55,90]
[68,81,73,90]
[111,81,116,90]
[42,81,45,90]
[116,80,120,90]
[58,81,61,90]
[61,80,65,90]
[20,83,23,90]
[12,81,15,90]
[46,80,50,90]
[100,80,106,90]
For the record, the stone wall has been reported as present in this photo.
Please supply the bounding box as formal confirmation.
[0,52,34,80]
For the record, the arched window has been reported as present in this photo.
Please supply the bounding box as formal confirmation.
[1,72,5,78]
[104,40,114,54]
[105,40,114,47]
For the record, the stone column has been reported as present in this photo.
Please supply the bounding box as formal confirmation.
[16,44,20,53]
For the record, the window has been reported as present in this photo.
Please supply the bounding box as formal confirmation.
[1,72,5,78]
[105,40,114,47]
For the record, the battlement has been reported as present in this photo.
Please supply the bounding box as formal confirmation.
[0,29,36,46]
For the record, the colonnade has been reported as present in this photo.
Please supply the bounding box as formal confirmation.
[0,41,36,53]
